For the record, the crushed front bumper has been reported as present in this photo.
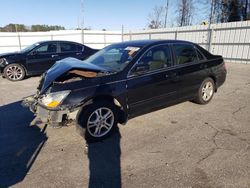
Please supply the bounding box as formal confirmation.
[22,95,79,127]
[35,105,79,126]
[22,95,37,113]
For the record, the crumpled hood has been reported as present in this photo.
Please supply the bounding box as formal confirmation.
[41,57,108,93]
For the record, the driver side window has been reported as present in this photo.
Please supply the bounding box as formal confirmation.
[135,45,171,73]
[34,43,57,54]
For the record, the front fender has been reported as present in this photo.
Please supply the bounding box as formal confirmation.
[65,81,128,124]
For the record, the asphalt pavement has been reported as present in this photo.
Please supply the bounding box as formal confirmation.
[0,63,250,188]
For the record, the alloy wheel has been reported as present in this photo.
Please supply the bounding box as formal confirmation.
[201,81,214,101]
[6,65,23,80]
[87,107,115,138]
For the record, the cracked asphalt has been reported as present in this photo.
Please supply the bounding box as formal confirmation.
[0,63,250,188]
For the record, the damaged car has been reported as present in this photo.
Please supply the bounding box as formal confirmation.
[22,40,227,142]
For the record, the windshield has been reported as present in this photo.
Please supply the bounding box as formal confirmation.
[20,43,40,53]
[85,44,141,72]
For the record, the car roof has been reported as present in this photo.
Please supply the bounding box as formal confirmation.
[37,39,195,48]
[37,40,84,45]
[114,39,195,47]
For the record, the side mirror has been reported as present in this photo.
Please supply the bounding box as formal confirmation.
[133,64,149,75]
[29,50,38,56]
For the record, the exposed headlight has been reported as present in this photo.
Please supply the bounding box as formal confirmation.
[40,90,71,108]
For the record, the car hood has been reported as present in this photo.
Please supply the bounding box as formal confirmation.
[0,52,22,58]
[40,57,108,93]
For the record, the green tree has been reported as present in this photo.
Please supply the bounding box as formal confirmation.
[0,23,65,32]
[31,24,65,32]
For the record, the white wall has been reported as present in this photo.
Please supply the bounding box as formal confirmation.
[0,30,122,53]
[0,21,250,63]
[124,21,250,64]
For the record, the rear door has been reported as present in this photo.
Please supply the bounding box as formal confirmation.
[26,42,59,74]
[126,44,181,117]
[171,43,208,98]
[58,42,84,60]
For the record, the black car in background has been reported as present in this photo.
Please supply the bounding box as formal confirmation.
[23,40,227,142]
[0,41,98,81]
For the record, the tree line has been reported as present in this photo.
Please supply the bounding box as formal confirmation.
[0,24,65,32]
[148,0,250,29]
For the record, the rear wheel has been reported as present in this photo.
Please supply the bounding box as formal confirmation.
[194,78,215,104]
[3,64,25,81]
[77,101,118,143]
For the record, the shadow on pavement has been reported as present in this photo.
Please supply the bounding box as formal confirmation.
[87,127,121,188]
[0,101,47,187]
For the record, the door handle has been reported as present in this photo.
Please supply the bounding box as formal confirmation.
[51,54,58,58]
[76,52,82,55]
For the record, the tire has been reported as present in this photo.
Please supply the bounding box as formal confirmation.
[3,64,25,81]
[77,101,119,143]
[194,77,215,105]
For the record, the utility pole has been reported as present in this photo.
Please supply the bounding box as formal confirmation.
[15,24,18,33]
[164,0,169,28]
[81,0,85,44]
[121,25,124,42]
[77,16,80,29]
[209,0,214,26]
[207,0,214,52]
[15,24,22,51]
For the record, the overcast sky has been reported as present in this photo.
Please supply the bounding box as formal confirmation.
[0,0,208,30]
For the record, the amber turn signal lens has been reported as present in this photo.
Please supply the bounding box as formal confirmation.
[47,101,60,108]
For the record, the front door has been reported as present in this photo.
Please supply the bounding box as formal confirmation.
[26,42,59,74]
[126,44,180,117]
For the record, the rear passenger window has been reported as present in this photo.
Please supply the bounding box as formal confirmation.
[77,45,84,52]
[173,44,198,65]
[60,43,77,52]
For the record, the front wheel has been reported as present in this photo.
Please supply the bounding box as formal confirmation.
[3,64,25,81]
[77,101,119,143]
[194,78,215,104]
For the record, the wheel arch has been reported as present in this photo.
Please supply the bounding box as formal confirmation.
[18,63,28,76]
[77,94,128,125]
[208,75,217,92]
